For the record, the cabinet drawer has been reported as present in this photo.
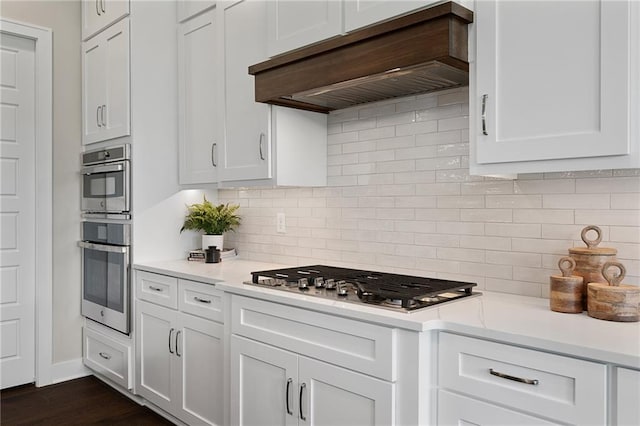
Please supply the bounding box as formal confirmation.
[438,390,560,425]
[179,279,224,322]
[438,332,606,425]
[83,327,131,389]
[231,295,396,381]
[136,271,178,309]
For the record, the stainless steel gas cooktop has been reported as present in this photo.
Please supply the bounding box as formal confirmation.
[246,265,480,313]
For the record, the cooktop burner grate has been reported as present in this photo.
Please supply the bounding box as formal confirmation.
[249,265,478,312]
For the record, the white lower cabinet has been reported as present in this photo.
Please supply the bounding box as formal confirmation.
[438,332,607,425]
[136,274,224,426]
[616,367,640,426]
[83,323,132,390]
[231,335,394,426]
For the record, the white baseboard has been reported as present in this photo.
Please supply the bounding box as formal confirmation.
[49,358,91,384]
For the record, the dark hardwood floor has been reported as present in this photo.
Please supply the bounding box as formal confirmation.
[1,375,174,425]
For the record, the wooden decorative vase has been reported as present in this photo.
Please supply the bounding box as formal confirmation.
[587,261,640,322]
[550,257,584,313]
[568,225,617,309]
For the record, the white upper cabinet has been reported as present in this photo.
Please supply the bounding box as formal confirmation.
[267,0,342,57]
[218,0,327,187]
[82,0,130,41]
[82,18,130,145]
[470,0,640,175]
[177,0,216,22]
[219,0,271,182]
[178,6,219,184]
[344,0,436,32]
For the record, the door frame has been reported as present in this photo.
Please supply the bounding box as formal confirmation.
[0,18,53,387]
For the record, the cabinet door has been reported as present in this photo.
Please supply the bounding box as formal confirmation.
[178,7,218,184]
[616,368,640,426]
[81,18,130,145]
[82,35,106,144]
[82,0,130,41]
[101,18,130,142]
[474,0,630,165]
[298,356,394,426]
[231,335,298,426]
[219,0,271,182]
[136,300,178,413]
[267,0,342,57]
[438,390,560,426]
[176,313,224,426]
[344,0,433,32]
[177,0,216,23]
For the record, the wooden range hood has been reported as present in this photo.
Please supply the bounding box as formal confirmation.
[249,2,473,113]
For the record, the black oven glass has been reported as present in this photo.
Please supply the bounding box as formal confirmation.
[83,248,125,313]
[83,171,124,199]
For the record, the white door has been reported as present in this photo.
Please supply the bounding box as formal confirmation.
[299,356,394,426]
[178,7,218,184]
[136,300,176,411]
[474,0,630,164]
[231,335,299,426]
[177,313,224,426]
[0,31,36,389]
[220,0,271,182]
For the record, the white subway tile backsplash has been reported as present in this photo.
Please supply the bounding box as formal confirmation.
[575,209,640,226]
[576,176,640,193]
[610,226,640,243]
[461,181,514,195]
[486,195,542,209]
[461,209,513,223]
[513,209,574,224]
[543,194,609,209]
[219,90,639,300]
[396,120,438,137]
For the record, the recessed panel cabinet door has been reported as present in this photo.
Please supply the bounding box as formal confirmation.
[82,0,130,41]
[82,36,106,144]
[298,356,394,426]
[616,368,640,426]
[267,0,342,57]
[176,313,224,426]
[474,0,630,164]
[102,20,130,142]
[178,7,218,184]
[219,0,271,182]
[136,300,177,413]
[231,335,298,426]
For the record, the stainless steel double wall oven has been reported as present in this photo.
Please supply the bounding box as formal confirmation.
[79,144,131,334]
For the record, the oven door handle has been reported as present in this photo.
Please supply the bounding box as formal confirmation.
[78,241,128,253]
[82,163,124,175]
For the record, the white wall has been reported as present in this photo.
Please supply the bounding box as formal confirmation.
[220,88,640,298]
[1,0,83,363]
[129,0,216,263]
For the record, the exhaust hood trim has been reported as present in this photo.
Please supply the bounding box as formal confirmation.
[250,1,473,113]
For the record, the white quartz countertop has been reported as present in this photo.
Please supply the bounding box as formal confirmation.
[134,258,640,369]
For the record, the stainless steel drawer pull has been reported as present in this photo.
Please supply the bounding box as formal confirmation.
[259,133,265,160]
[101,104,106,127]
[100,0,105,13]
[98,352,111,360]
[481,94,488,136]
[285,378,293,415]
[211,142,217,167]
[168,328,175,354]
[148,286,163,292]
[299,382,306,420]
[194,296,211,304]
[97,106,102,127]
[96,0,101,16]
[175,331,182,357]
[489,368,539,385]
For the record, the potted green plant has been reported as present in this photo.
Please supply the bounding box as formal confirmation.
[180,196,241,250]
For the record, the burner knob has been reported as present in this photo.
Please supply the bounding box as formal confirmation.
[325,279,336,290]
[337,280,348,296]
[298,278,309,290]
[314,277,325,288]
